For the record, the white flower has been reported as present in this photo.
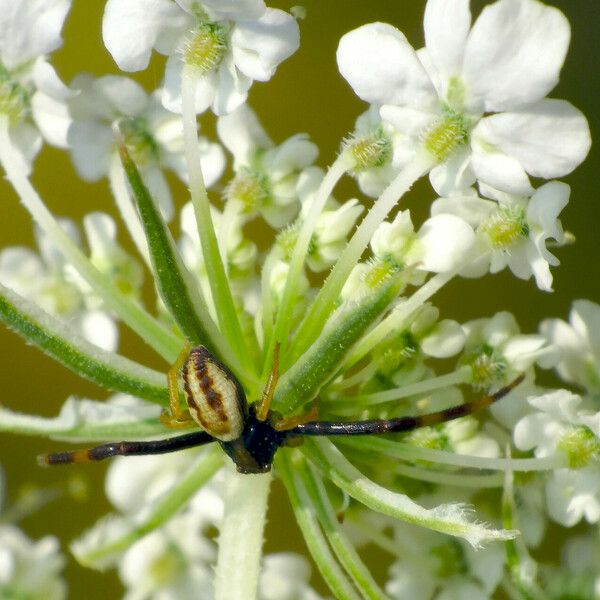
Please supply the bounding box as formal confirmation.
[67,74,225,220]
[541,299,600,394]
[102,0,299,115]
[0,219,119,351]
[514,390,600,526]
[386,521,504,600]
[218,104,318,228]
[275,168,364,272]
[432,181,569,291]
[259,553,323,600]
[460,311,554,389]
[370,209,476,275]
[336,0,590,196]
[0,0,73,172]
[0,525,66,600]
[344,105,416,197]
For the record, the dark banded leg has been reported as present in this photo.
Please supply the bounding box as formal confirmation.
[38,430,215,466]
[290,375,524,437]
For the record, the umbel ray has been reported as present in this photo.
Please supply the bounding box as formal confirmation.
[40,344,524,474]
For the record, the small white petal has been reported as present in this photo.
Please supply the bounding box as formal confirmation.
[463,0,570,112]
[67,122,113,181]
[421,319,465,358]
[217,104,272,165]
[470,133,533,195]
[0,0,71,69]
[31,91,71,148]
[80,310,118,351]
[474,100,591,180]
[424,0,471,92]
[7,123,43,176]
[231,8,299,82]
[102,0,188,71]
[418,214,475,273]
[212,54,253,116]
[337,23,437,108]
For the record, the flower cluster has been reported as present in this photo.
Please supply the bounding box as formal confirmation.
[0,0,597,599]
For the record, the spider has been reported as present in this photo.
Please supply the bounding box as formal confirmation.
[39,344,524,474]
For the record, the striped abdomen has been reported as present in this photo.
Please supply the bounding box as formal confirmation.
[182,346,247,441]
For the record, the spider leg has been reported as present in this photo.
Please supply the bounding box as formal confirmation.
[290,374,525,437]
[38,431,215,466]
[161,342,196,429]
[255,342,280,422]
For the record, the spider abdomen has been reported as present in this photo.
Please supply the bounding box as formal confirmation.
[182,346,247,441]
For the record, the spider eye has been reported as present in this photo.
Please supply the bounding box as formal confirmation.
[183,346,246,441]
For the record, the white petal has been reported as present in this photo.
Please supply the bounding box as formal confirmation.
[31,58,73,101]
[198,0,265,20]
[102,0,188,71]
[337,23,437,108]
[571,300,600,360]
[96,75,149,117]
[217,104,271,165]
[79,310,118,351]
[429,148,475,196]
[421,319,466,358]
[31,91,71,148]
[231,8,299,82]
[527,181,569,236]
[0,0,70,69]
[462,0,570,112]
[424,0,471,91]
[418,214,475,273]
[212,54,252,115]
[67,122,113,181]
[470,133,533,196]
[162,55,215,114]
[7,123,43,176]
[474,100,590,181]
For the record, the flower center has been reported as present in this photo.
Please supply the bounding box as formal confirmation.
[422,106,470,162]
[558,426,600,469]
[344,127,392,172]
[479,205,529,249]
[119,117,159,166]
[462,344,508,389]
[363,257,400,289]
[0,63,31,124]
[225,168,271,215]
[183,21,228,74]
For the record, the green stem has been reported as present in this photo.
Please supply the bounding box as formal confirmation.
[289,152,435,364]
[299,461,389,599]
[181,70,253,375]
[0,117,181,362]
[75,448,222,567]
[264,155,350,376]
[337,437,565,472]
[214,466,272,600]
[345,271,454,370]
[0,282,167,403]
[277,452,361,600]
[330,366,472,411]
[302,438,517,547]
[107,156,151,266]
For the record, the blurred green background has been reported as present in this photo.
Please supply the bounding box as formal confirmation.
[0,1,598,597]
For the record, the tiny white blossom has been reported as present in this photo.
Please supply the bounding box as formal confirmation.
[541,299,600,394]
[433,181,569,291]
[514,390,600,526]
[258,553,323,600]
[102,0,299,115]
[460,311,555,389]
[0,0,73,172]
[218,104,318,228]
[0,219,119,351]
[67,74,225,220]
[336,0,590,196]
